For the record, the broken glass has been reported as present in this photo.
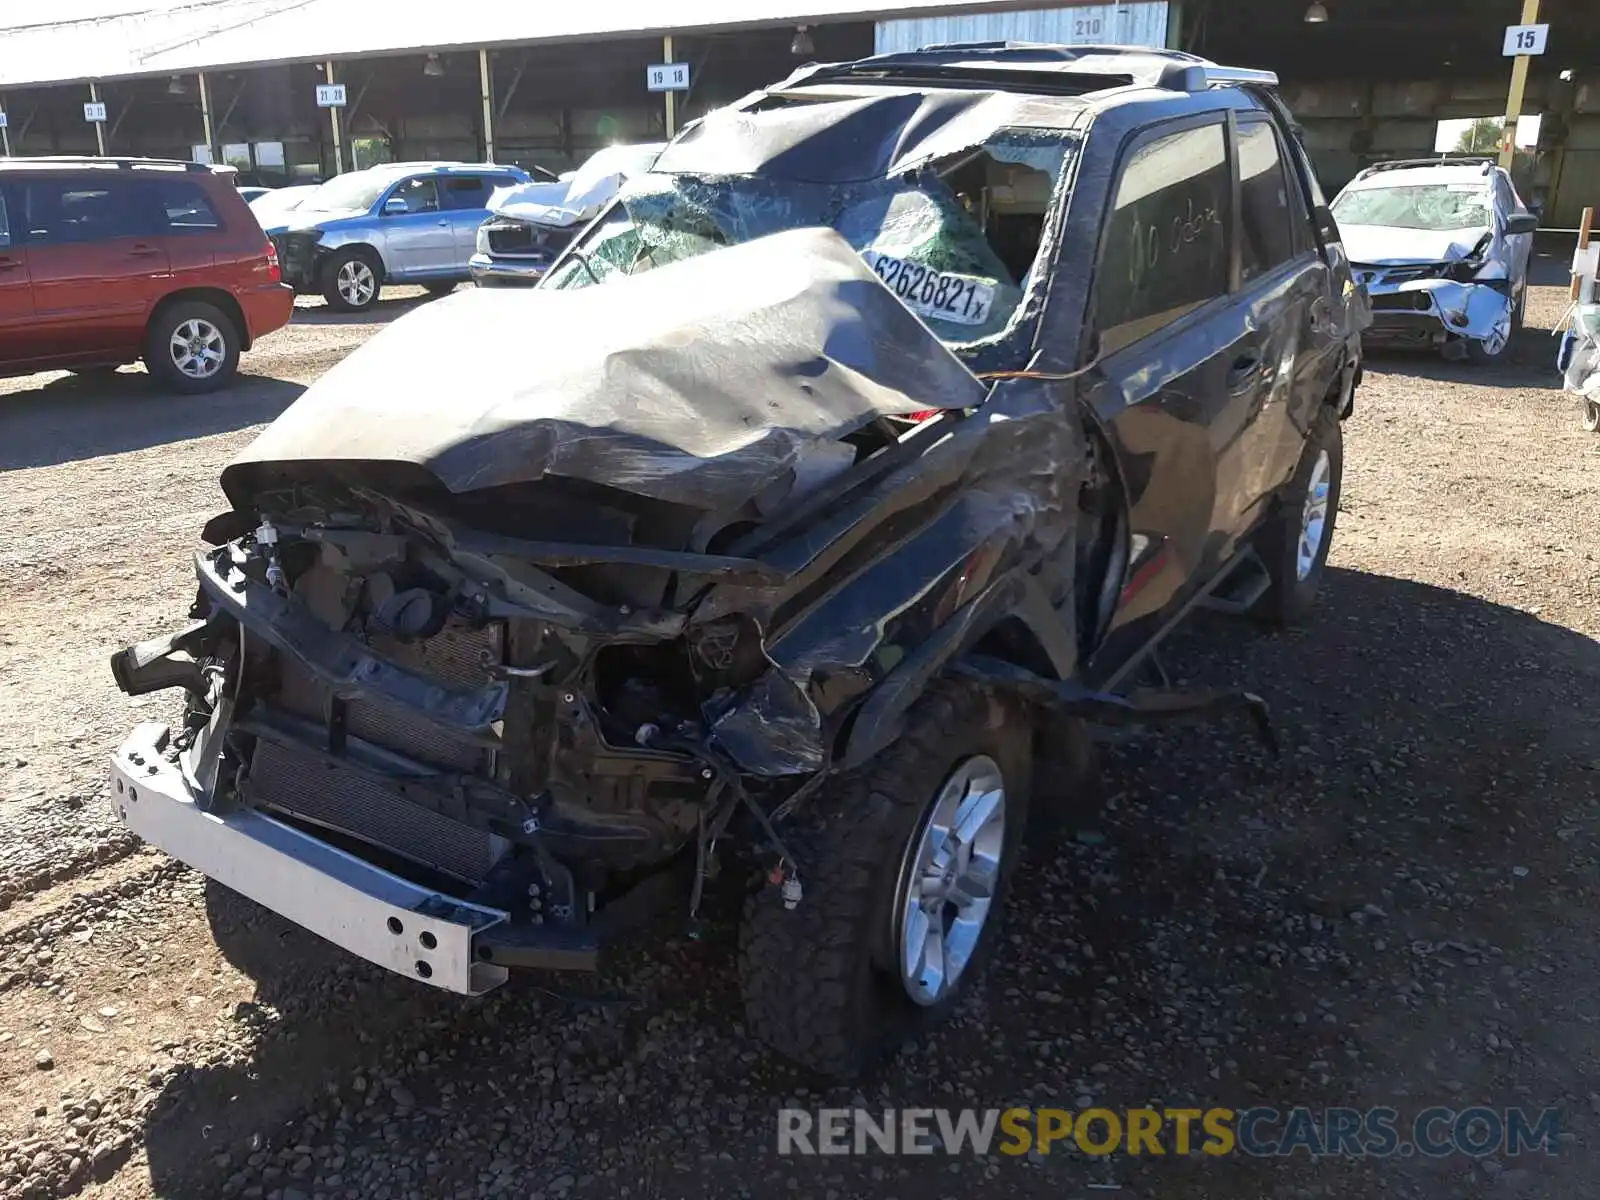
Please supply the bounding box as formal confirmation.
[544,129,1078,349]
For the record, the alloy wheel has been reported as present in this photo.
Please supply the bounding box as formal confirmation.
[1296,449,1332,582]
[168,318,226,380]
[894,754,1006,1007]
[338,260,377,307]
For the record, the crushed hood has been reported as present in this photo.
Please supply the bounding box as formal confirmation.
[1342,223,1487,266]
[223,226,988,511]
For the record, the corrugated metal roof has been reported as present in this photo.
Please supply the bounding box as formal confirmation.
[0,0,1064,91]
[875,2,1169,54]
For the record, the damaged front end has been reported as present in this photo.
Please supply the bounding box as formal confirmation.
[108,227,1082,993]
[1354,258,1516,356]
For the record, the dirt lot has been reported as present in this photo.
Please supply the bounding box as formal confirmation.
[1,266,1597,1200]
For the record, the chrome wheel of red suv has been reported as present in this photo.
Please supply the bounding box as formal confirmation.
[144,300,240,394]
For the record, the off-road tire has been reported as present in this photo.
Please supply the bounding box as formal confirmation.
[739,681,1032,1078]
[142,300,241,394]
[320,247,384,312]
[1252,404,1343,627]
[1583,399,1600,434]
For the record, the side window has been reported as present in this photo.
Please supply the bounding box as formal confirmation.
[152,179,222,233]
[1237,120,1299,282]
[19,178,157,245]
[389,177,440,214]
[1095,121,1231,355]
[440,177,491,211]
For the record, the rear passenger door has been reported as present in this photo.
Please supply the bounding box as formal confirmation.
[1218,113,1331,530]
[0,186,37,368]
[149,176,224,286]
[1082,116,1256,633]
[439,175,497,262]
[16,174,170,362]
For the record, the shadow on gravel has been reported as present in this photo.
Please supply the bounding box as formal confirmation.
[290,291,439,326]
[0,374,304,470]
[1360,324,1563,391]
[137,567,1599,1200]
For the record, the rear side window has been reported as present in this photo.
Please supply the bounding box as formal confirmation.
[440,177,491,211]
[152,179,223,233]
[1096,121,1231,355]
[1237,120,1299,282]
[18,178,157,245]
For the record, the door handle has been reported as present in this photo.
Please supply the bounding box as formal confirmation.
[437,220,449,227]
[0,257,20,271]
[129,244,162,257]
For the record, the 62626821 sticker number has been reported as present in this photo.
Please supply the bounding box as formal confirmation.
[862,251,996,326]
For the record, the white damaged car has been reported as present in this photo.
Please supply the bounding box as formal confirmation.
[1332,159,1538,364]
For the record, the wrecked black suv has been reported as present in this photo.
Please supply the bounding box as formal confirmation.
[109,45,1364,1077]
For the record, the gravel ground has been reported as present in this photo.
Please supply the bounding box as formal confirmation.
[1,264,1597,1200]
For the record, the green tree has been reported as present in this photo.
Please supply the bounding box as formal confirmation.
[1455,117,1504,154]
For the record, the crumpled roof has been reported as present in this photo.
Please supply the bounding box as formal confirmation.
[223,226,989,511]
[488,143,664,228]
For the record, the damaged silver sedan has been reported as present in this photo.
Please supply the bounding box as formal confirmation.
[1332,158,1538,363]
[109,44,1365,1077]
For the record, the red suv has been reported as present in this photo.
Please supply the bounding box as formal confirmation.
[0,157,293,393]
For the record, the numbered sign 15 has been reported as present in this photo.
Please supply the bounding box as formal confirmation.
[1502,24,1549,56]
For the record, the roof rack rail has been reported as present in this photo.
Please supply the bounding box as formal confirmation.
[787,44,1277,95]
[0,154,214,172]
[1351,157,1496,183]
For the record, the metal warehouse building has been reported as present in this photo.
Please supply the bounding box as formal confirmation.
[0,0,1597,225]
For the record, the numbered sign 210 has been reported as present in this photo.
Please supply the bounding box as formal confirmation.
[646,62,690,92]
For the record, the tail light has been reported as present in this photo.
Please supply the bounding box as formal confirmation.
[907,409,939,422]
[263,239,281,284]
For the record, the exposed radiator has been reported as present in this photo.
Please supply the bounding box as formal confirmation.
[276,617,501,773]
[247,738,503,883]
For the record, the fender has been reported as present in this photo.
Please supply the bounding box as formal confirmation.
[839,569,1076,770]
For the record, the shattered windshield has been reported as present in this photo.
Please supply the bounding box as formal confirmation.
[543,129,1077,347]
[1332,183,1492,232]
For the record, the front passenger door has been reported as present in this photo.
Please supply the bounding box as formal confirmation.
[379,177,452,277]
[1082,117,1253,642]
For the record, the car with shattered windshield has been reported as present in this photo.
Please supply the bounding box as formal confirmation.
[108,45,1365,1078]
[1331,157,1537,363]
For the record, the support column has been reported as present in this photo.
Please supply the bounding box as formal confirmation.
[198,72,214,164]
[1498,0,1541,169]
[479,49,495,162]
[1,95,10,157]
[326,61,344,176]
[663,35,676,139]
[90,81,106,156]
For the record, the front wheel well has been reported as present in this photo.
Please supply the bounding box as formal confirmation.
[317,243,384,282]
[150,288,250,351]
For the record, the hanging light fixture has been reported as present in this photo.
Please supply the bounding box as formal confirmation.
[167,74,189,96]
[791,25,814,57]
[1303,2,1329,22]
[423,53,445,77]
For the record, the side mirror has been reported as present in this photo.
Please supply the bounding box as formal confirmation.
[382,197,408,216]
[1505,213,1539,236]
